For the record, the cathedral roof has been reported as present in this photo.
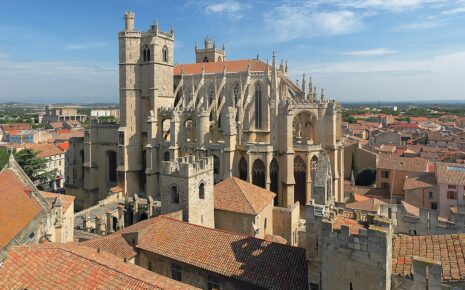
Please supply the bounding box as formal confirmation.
[214,177,276,215]
[174,59,268,76]
[0,243,196,289]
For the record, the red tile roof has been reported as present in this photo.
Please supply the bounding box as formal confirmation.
[39,191,74,212]
[0,243,196,289]
[0,169,43,248]
[174,59,268,76]
[81,217,160,260]
[0,123,32,132]
[20,143,64,158]
[392,234,465,282]
[436,163,465,186]
[377,155,430,172]
[346,197,387,212]
[137,216,308,290]
[214,177,276,215]
[403,173,437,190]
[332,215,366,235]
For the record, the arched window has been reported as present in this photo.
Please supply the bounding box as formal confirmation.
[218,56,222,62]
[233,82,240,108]
[294,156,307,205]
[199,183,205,199]
[239,157,247,181]
[213,155,220,175]
[252,159,266,188]
[254,83,262,129]
[164,151,170,161]
[147,47,151,61]
[171,185,179,204]
[143,45,150,62]
[162,46,168,63]
[270,158,279,205]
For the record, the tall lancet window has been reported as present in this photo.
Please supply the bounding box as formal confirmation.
[162,46,168,63]
[254,83,262,129]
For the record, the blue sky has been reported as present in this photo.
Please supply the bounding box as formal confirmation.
[1,0,465,103]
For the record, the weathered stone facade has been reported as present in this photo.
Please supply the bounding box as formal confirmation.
[69,11,344,213]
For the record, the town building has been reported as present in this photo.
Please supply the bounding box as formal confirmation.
[41,105,87,124]
[0,152,74,260]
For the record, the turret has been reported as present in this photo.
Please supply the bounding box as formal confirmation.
[124,11,135,31]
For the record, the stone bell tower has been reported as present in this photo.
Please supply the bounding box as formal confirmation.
[195,36,226,63]
[118,11,175,197]
[159,156,214,228]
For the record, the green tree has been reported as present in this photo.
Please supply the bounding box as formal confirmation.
[0,147,8,168]
[14,149,57,189]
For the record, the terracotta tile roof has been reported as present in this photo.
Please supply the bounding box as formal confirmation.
[39,191,74,212]
[348,186,390,199]
[49,122,63,129]
[436,163,465,186]
[0,169,43,248]
[264,234,287,244]
[52,130,84,141]
[20,143,64,158]
[401,201,420,217]
[57,141,69,151]
[0,123,32,132]
[0,243,196,289]
[137,216,308,290]
[81,218,161,260]
[392,234,465,282]
[110,185,123,193]
[346,197,387,212]
[174,59,268,76]
[332,216,366,235]
[214,177,276,215]
[377,155,430,172]
[403,173,437,190]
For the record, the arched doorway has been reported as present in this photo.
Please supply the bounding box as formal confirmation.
[294,156,307,205]
[252,159,266,188]
[270,158,279,205]
[106,150,117,186]
[239,157,247,181]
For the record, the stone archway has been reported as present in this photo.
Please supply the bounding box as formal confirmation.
[252,159,266,188]
[294,156,307,205]
[293,111,317,145]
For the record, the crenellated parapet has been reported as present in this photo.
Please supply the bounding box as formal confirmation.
[161,156,213,177]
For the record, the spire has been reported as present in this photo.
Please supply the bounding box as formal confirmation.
[272,51,276,68]
[296,79,299,87]
[309,76,313,97]
[222,42,225,50]
[195,42,198,50]
[313,86,317,102]
[256,53,259,60]
[170,26,174,35]
[213,40,216,48]
[321,88,325,101]
[285,60,288,73]
[302,73,306,96]
[153,19,158,31]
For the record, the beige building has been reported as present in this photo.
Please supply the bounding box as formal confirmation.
[42,105,87,123]
[69,11,344,216]
[0,153,74,260]
[214,177,275,239]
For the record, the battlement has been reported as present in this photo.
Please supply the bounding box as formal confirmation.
[161,156,213,177]
[379,203,465,235]
[308,202,392,254]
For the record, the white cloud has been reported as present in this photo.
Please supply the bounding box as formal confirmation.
[442,6,465,15]
[65,42,107,50]
[264,6,362,42]
[289,50,465,101]
[342,48,397,57]
[339,0,424,10]
[204,1,250,19]
[394,21,442,30]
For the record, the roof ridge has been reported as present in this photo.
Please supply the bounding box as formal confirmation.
[232,177,257,214]
[154,215,303,248]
